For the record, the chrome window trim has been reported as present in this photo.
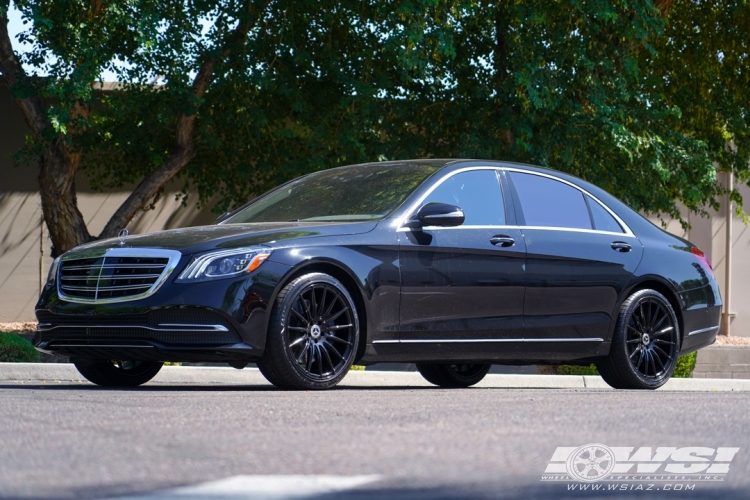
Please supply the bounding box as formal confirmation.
[396,165,635,237]
[396,224,632,238]
[687,326,720,336]
[373,338,604,344]
[57,247,182,305]
[502,167,635,237]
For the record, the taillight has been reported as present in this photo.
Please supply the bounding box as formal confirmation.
[691,247,715,277]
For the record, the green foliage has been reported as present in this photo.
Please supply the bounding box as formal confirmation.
[7,1,750,221]
[673,351,697,378]
[0,333,41,363]
[555,364,600,376]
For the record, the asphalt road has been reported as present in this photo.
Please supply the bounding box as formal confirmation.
[1,383,748,500]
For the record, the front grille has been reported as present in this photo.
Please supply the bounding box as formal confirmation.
[60,256,168,300]
[57,248,181,303]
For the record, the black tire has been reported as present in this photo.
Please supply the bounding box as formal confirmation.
[416,363,491,388]
[596,289,680,390]
[257,272,360,390]
[74,360,163,387]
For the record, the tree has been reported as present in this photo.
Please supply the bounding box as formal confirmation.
[1,1,748,256]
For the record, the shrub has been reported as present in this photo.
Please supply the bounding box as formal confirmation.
[542,352,697,378]
[672,352,697,378]
[555,364,599,376]
[0,333,41,362]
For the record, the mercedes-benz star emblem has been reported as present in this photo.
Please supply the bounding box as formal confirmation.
[118,228,129,245]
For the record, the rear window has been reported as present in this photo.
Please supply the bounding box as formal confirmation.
[509,172,592,230]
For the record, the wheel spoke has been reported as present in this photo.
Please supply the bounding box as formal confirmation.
[317,288,327,318]
[300,291,314,321]
[325,307,347,323]
[291,307,309,326]
[654,338,675,346]
[289,335,307,348]
[629,345,641,360]
[654,326,674,337]
[327,324,353,331]
[296,341,310,363]
[326,335,353,346]
[306,343,315,372]
[648,349,657,377]
[287,325,307,332]
[626,338,641,344]
[652,344,673,361]
[323,341,344,360]
[651,308,668,330]
[320,343,335,373]
[311,288,318,319]
[317,345,324,376]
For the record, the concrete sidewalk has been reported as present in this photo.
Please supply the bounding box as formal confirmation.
[1,363,749,391]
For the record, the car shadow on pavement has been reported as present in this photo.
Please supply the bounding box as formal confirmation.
[0,383,444,392]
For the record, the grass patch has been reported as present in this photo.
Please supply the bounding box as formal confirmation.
[0,332,40,363]
[350,365,365,371]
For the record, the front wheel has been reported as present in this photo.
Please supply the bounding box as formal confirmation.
[416,363,491,388]
[257,273,360,390]
[74,360,163,387]
[597,289,680,390]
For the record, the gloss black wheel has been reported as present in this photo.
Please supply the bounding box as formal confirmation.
[258,272,359,390]
[416,363,491,388]
[597,289,680,390]
[73,360,163,387]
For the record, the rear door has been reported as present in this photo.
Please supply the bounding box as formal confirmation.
[505,170,643,350]
[398,168,526,350]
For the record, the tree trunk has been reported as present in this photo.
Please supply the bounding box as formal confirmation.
[38,139,91,256]
[1,3,91,256]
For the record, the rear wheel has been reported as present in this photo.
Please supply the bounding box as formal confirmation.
[416,363,491,388]
[74,360,163,387]
[597,289,680,390]
[257,273,360,390]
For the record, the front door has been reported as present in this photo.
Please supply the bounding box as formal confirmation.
[398,169,526,355]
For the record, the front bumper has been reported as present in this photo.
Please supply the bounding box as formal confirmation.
[34,259,293,362]
[33,308,258,363]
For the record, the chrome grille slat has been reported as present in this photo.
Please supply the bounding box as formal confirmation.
[57,248,182,304]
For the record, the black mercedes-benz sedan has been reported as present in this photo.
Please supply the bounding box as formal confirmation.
[34,160,721,390]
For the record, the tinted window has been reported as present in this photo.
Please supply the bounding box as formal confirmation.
[422,170,505,225]
[587,196,624,233]
[226,162,444,223]
[509,172,592,229]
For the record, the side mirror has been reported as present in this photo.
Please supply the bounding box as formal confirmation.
[215,212,232,224]
[407,202,465,228]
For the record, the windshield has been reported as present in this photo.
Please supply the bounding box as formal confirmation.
[224,162,445,224]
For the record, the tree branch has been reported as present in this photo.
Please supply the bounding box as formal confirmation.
[100,0,267,238]
[0,1,47,135]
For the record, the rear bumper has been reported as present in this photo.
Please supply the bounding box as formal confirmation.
[680,305,721,354]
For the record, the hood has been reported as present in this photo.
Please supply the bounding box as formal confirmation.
[67,221,379,256]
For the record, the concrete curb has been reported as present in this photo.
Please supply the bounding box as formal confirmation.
[1,363,749,391]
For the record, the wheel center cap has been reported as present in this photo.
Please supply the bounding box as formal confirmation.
[310,325,322,339]
[642,333,651,345]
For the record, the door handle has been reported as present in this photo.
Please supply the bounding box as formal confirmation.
[611,241,632,252]
[490,235,515,247]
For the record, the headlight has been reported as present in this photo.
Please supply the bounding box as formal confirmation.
[176,247,271,282]
[46,257,61,286]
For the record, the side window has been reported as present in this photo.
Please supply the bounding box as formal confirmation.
[586,196,624,233]
[509,172,592,230]
[422,170,505,226]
